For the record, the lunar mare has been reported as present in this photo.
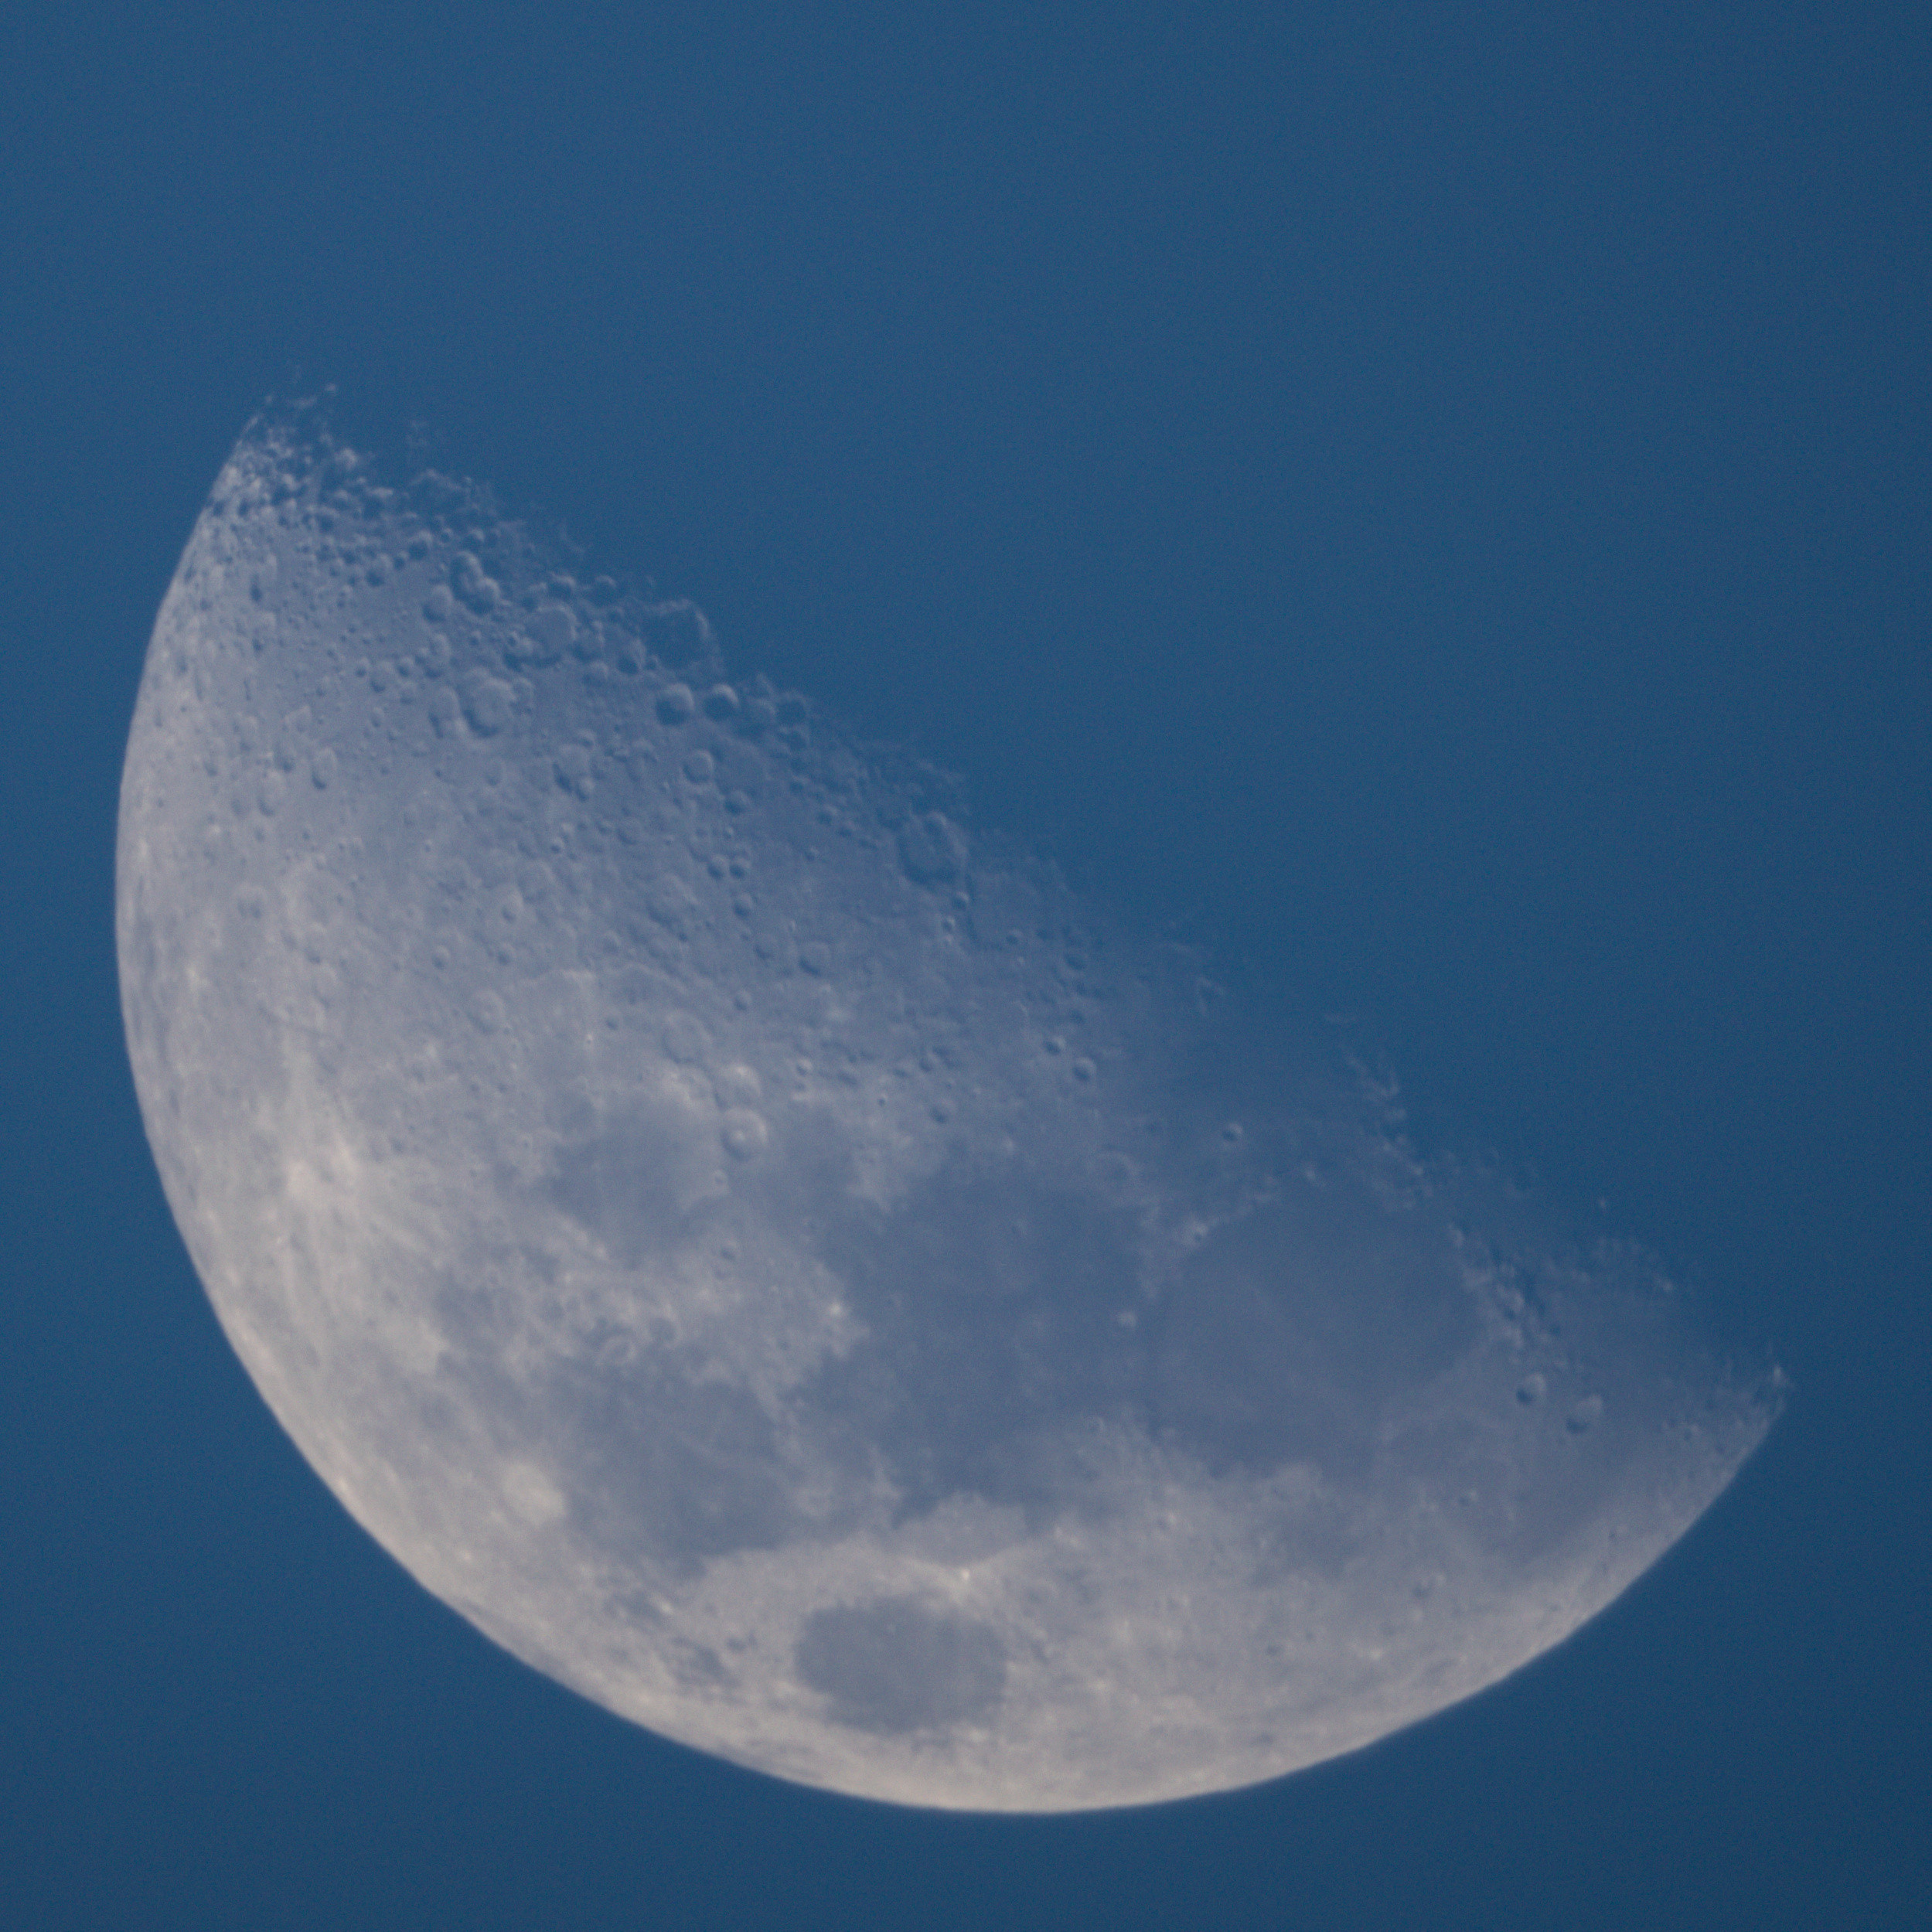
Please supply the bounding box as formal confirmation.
[117,407,1776,1811]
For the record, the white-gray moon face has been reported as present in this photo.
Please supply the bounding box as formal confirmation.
[116,409,1775,1811]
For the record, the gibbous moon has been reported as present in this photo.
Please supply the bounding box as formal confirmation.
[117,407,1775,1811]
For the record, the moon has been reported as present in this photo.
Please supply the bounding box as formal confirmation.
[117,405,1776,1811]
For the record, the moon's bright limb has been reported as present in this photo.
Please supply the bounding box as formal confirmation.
[117,407,1776,1811]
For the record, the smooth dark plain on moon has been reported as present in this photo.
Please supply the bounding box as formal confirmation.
[116,404,1777,1811]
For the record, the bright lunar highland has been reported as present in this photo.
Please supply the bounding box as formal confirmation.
[117,409,1777,1811]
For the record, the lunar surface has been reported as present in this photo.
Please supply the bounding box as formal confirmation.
[117,405,1777,1811]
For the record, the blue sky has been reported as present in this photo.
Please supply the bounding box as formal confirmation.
[2,4,1927,1926]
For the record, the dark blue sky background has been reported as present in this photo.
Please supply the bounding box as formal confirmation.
[3,4,1927,1926]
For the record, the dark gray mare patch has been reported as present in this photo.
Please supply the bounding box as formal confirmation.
[795,1595,1007,1735]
